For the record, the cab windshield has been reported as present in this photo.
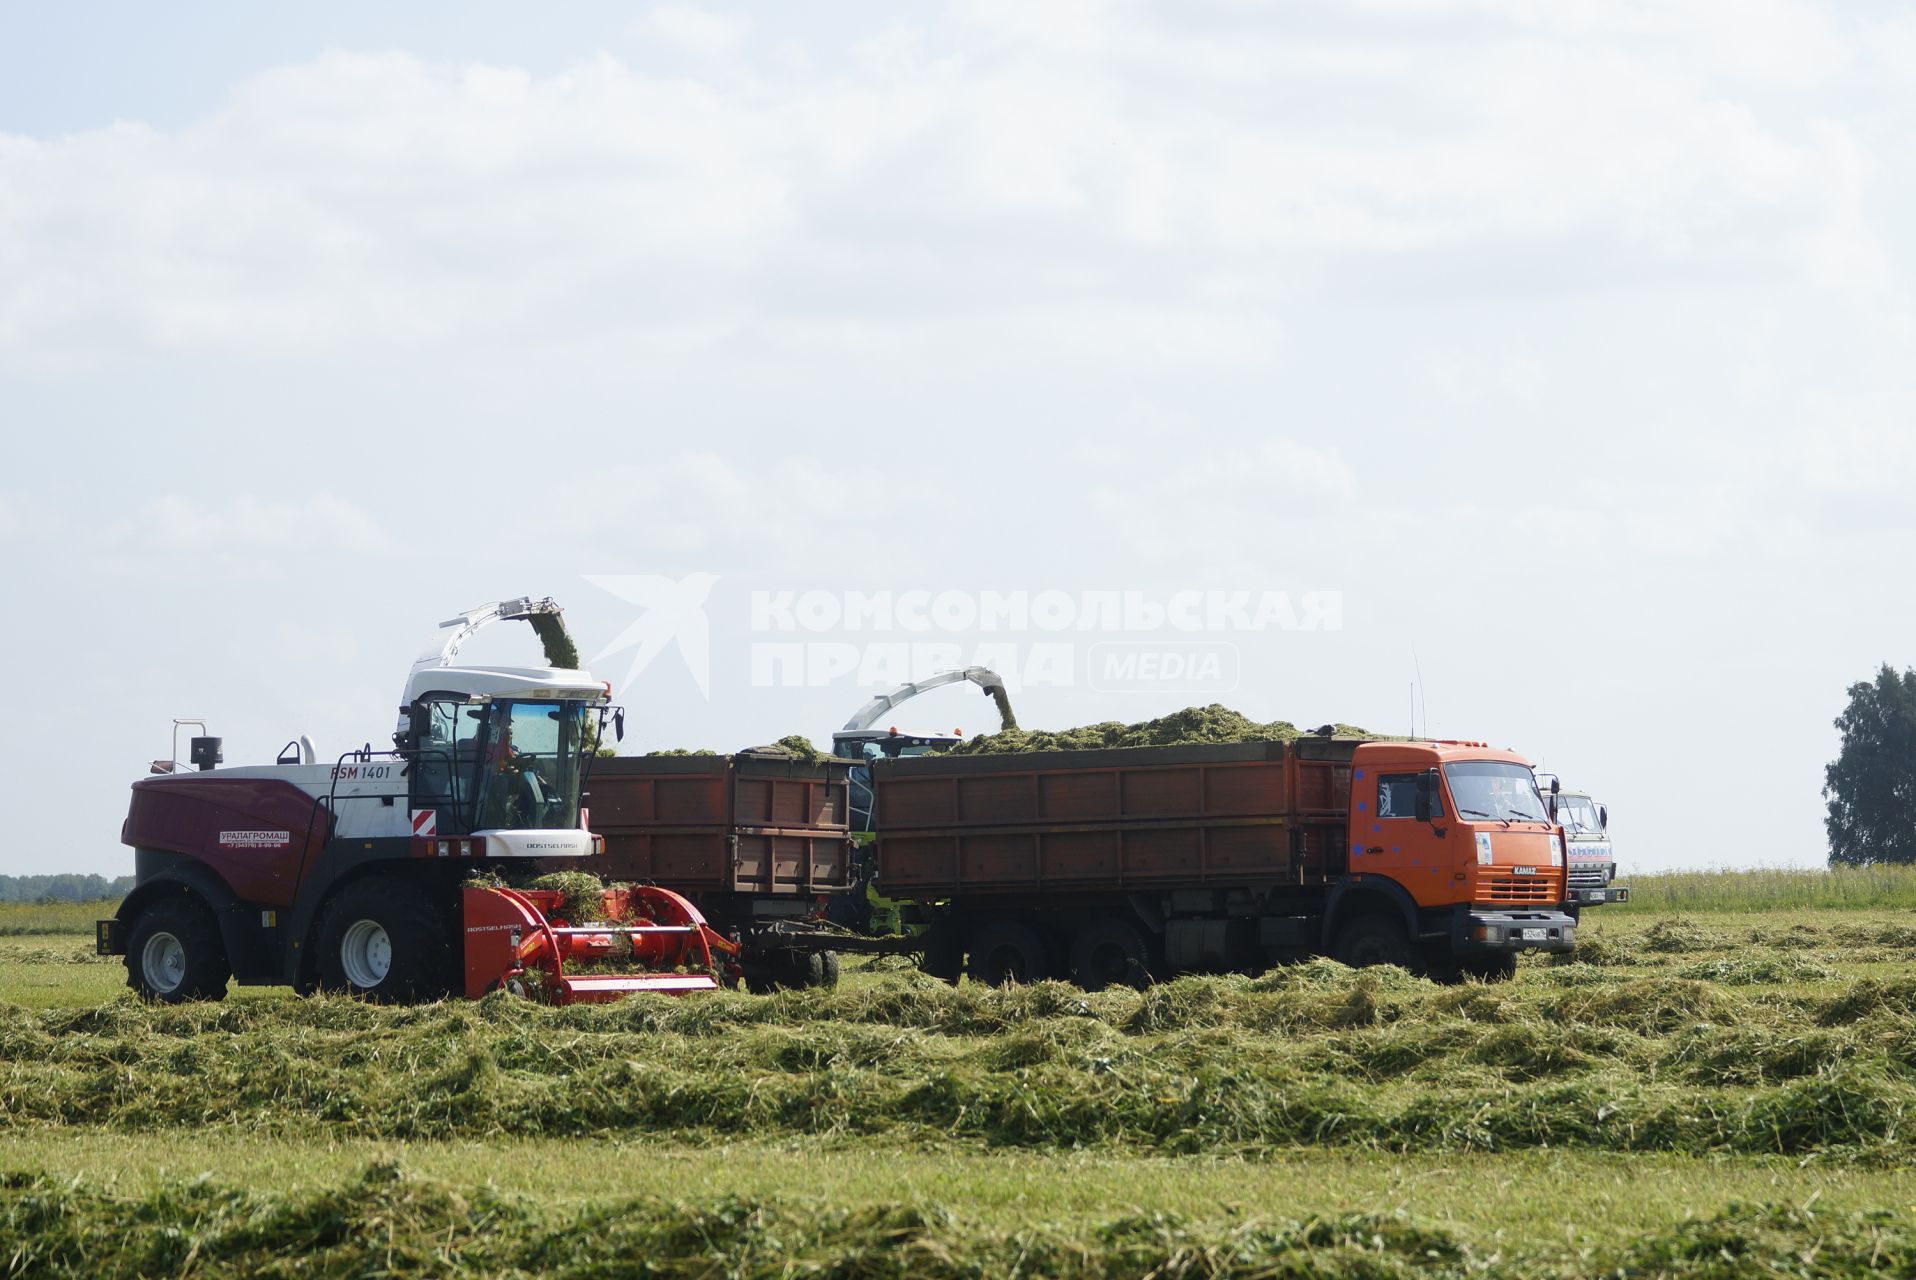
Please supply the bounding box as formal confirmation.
[1555,795,1603,834]
[1444,761,1551,824]
[414,698,601,832]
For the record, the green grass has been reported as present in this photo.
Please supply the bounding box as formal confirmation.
[18,881,1916,1276]
[0,899,115,936]
[5,1155,1916,1279]
[11,914,1916,1159]
[1615,864,1916,913]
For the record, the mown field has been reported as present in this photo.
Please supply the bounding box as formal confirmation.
[7,872,1916,1278]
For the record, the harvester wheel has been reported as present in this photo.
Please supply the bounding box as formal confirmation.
[1068,918,1153,992]
[1330,913,1414,971]
[125,896,230,1003]
[819,951,841,988]
[315,878,449,1003]
[965,919,1048,987]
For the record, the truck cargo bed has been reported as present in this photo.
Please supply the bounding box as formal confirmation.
[873,738,1359,896]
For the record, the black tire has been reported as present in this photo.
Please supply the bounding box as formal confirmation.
[819,950,841,989]
[920,918,964,985]
[761,948,828,992]
[1460,952,1517,983]
[1330,912,1414,970]
[125,896,230,1003]
[1069,918,1153,992]
[315,877,449,1002]
[966,919,1048,987]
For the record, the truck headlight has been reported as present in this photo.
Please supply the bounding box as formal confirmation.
[1473,924,1503,944]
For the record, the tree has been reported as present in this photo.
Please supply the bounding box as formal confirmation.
[1825,664,1916,866]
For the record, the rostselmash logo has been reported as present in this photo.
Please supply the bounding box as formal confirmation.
[585,573,719,697]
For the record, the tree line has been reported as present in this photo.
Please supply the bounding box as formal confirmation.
[0,873,136,903]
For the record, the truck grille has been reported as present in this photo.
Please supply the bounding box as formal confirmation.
[1483,876,1555,903]
[1569,863,1615,889]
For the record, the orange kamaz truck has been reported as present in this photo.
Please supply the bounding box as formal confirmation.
[872,734,1573,986]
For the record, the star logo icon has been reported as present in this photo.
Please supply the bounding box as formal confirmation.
[584,573,719,698]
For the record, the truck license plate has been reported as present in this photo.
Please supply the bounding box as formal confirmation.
[1521,928,1547,941]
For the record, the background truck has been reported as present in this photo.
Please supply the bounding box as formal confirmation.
[872,734,1576,986]
[833,666,1017,832]
[1537,778,1628,906]
[569,748,865,989]
[101,599,732,1005]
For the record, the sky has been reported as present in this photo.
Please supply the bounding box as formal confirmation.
[3,0,1913,877]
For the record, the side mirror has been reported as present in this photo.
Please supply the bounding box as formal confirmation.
[1549,776,1561,795]
[1598,804,1608,831]
[1414,768,1438,823]
[613,708,626,742]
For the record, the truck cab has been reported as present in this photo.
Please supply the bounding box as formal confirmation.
[1348,740,1578,969]
[1537,781,1628,906]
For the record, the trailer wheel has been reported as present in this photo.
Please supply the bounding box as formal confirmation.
[920,918,964,985]
[1330,913,1413,971]
[966,919,1048,986]
[1069,919,1152,992]
[754,949,830,992]
[315,878,449,1003]
[125,897,230,1003]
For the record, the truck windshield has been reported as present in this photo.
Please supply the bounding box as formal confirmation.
[1444,762,1550,824]
[474,699,595,831]
[1556,795,1603,834]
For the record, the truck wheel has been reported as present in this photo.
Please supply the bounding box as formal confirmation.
[125,897,230,1003]
[1069,919,1152,992]
[1461,952,1517,983]
[819,950,841,988]
[966,919,1048,986]
[1331,913,1413,971]
[315,877,449,1003]
[920,918,964,985]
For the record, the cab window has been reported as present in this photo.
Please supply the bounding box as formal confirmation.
[1376,773,1441,820]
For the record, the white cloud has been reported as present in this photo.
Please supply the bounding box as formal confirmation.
[637,4,754,59]
[133,492,390,554]
[0,4,1892,367]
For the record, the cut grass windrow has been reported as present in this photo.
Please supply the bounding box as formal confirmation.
[5,1162,1916,1280]
[8,963,1916,1158]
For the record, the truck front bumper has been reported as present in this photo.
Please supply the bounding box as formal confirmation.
[1451,909,1576,955]
[1570,885,1630,906]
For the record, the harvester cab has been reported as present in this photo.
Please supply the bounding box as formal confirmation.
[104,598,734,1006]
[833,666,1017,833]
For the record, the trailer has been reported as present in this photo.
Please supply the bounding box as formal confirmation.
[575,749,867,989]
[872,735,1576,986]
